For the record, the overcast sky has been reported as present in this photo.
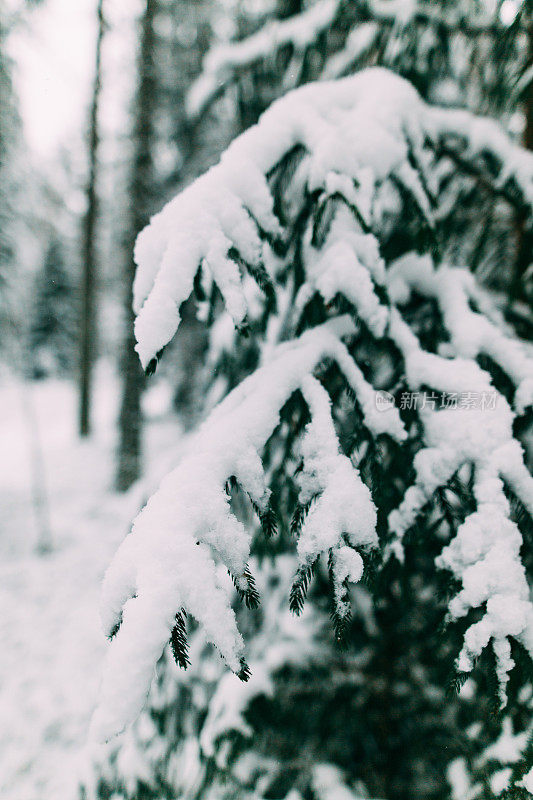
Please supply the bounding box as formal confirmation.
[8,0,139,163]
[8,0,97,159]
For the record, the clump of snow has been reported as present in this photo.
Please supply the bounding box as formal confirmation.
[490,767,513,795]
[299,206,389,337]
[427,104,533,211]
[297,375,376,569]
[134,69,424,369]
[517,765,533,793]
[480,717,529,766]
[447,757,478,800]
[312,763,369,800]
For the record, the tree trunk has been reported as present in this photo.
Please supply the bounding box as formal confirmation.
[510,20,533,307]
[115,0,158,491]
[79,0,105,437]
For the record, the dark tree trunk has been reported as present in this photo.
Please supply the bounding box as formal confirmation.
[510,20,533,307]
[115,0,158,491]
[79,0,105,437]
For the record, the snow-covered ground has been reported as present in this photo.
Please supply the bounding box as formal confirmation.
[0,366,182,800]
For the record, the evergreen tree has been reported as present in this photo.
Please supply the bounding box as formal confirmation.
[29,238,75,378]
[0,4,23,359]
[86,69,533,800]
[0,0,46,366]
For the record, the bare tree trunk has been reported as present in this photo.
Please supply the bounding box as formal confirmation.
[79,0,105,437]
[510,20,533,308]
[115,0,158,491]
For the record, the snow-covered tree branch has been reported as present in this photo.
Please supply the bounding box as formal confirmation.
[186,0,341,119]
[91,69,533,749]
[187,0,529,120]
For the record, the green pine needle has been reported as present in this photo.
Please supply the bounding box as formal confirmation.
[145,347,165,377]
[170,609,190,670]
[107,615,122,641]
[250,499,278,538]
[290,498,314,538]
[289,560,316,615]
[231,565,261,609]
[237,658,251,682]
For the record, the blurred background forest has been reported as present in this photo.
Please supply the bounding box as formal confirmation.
[1,1,533,799]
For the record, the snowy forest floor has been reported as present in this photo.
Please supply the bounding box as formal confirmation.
[0,366,183,800]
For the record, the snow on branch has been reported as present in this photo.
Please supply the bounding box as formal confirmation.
[91,318,405,741]
[134,68,533,373]
[94,69,533,740]
[387,301,533,704]
[367,0,526,34]
[186,0,340,119]
[187,0,524,118]
[387,253,533,413]
[427,106,533,215]
[321,22,380,80]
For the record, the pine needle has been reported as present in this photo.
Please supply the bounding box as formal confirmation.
[170,609,190,670]
[289,560,316,615]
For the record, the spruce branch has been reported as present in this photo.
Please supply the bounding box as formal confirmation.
[170,610,190,671]
[289,559,317,615]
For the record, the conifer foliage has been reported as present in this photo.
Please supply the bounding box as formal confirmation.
[91,68,533,797]
[29,238,75,378]
[188,0,528,127]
